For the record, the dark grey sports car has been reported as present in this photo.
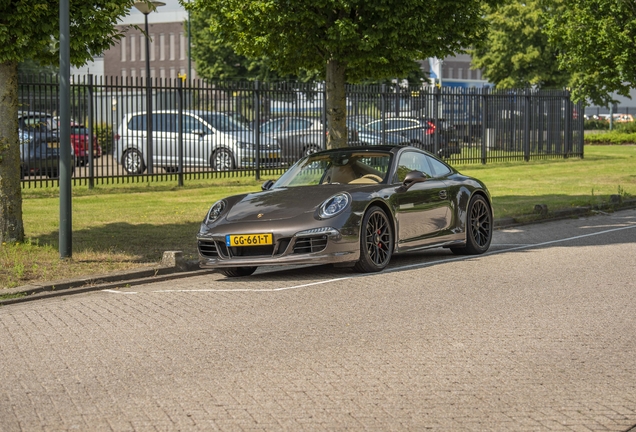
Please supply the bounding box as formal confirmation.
[197,145,493,277]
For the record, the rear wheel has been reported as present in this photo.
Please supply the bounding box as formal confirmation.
[451,194,492,255]
[220,267,257,277]
[354,206,393,273]
[122,149,146,174]
[212,148,235,171]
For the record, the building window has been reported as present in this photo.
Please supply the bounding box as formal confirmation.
[170,67,176,79]
[140,34,145,62]
[468,69,472,80]
[160,33,166,61]
[130,35,136,62]
[179,32,185,60]
[121,69,127,79]
[448,67,454,79]
[160,67,166,79]
[121,36,127,62]
[150,34,155,61]
[458,68,463,80]
[169,33,175,61]
[150,67,156,79]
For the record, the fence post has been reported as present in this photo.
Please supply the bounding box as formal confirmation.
[434,85,440,156]
[380,84,386,144]
[87,74,95,189]
[564,90,571,158]
[254,80,261,180]
[177,77,184,186]
[481,87,488,164]
[524,89,531,162]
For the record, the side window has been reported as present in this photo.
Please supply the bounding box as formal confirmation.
[289,119,312,130]
[366,121,382,132]
[261,119,283,134]
[182,115,209,134]
[127,115,145,131]
[426,155,452,177]
[153,113,173,133]
[395,151,433,182]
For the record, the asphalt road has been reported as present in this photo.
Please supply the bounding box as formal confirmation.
[1,209,636,431]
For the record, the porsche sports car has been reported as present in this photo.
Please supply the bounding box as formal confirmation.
[197,145,493,277]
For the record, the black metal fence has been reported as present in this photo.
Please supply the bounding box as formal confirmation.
[17,75,584,188]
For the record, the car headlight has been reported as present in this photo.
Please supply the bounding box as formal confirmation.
[319,193,350,219]
[205,200,226,223]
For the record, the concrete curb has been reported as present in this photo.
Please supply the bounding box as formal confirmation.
[2,199,635,305]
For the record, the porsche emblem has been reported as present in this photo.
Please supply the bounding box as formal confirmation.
[257,213,264,218]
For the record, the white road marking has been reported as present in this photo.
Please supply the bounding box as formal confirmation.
[103,223,636,295]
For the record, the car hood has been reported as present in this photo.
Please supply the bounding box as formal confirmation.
[225,186,346,222]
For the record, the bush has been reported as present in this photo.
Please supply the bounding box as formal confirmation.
[585,131,636,145]
[95,123,113,155]
[584,119,609,130]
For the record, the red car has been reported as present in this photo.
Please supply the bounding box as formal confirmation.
[70,123,102,166]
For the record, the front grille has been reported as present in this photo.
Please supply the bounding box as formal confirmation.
[198,240,219,258]
[229,245,275,257]
[293,236,328,254]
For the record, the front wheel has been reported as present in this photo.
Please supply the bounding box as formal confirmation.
[354,206,393,273]
[451,194,492,255]
[212,148,235,171]
[122,149,146,174]
[220,267,257,277]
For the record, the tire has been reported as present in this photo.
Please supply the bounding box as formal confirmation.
[354,206,393,273]
[122,149,146,174]
[451,194,492,255]
[220,266,257,277]
[212,148,235,171]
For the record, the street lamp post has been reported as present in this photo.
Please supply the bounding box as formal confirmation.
[134,1,165,175]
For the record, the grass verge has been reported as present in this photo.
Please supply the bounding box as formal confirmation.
[1,144,635,289]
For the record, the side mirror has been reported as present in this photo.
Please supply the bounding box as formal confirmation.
[396,170,428,192]
[261,179,275,190]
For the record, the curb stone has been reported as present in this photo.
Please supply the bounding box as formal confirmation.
[2,199,635,305]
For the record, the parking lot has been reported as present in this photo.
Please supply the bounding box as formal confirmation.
[1,210,635,431]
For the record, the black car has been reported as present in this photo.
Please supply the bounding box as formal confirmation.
[365,117,461,158]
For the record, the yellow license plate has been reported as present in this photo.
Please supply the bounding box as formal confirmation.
[48,142,59,148]
[226,233,273,247]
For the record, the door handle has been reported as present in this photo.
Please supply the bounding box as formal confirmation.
[439,190,447,200]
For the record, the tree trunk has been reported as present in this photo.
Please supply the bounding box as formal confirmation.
[325,58,348,149]
[0,61,25,244]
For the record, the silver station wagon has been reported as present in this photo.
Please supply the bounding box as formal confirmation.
[114,110,281,173]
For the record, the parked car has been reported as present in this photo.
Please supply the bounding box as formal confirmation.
[18,111,99,167]
[114,110,281,173]
[70,123,102,166]
[197,145,493,277]
[19,131,75,178]
[260,116,325,163]
[18,112,74,178]
[365,117,461,158]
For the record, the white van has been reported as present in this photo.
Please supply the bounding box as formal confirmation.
[114,110,281,173]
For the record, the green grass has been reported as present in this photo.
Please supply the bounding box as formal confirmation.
[1,144,635,289]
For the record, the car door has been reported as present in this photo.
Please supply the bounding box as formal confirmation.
[392,150,452,250]
[181,114,213,168]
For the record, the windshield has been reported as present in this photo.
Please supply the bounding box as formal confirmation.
[199,113,251,132]
[273,150,392,188]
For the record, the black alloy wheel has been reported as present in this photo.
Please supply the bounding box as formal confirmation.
[354,206,393,273]
[221,266,258,277]
[451,194,492,255]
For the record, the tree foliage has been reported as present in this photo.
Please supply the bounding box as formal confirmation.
[545,0,636,106]
[470,0,570,90]
[0,0,136,243]
[186,0,497,148]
